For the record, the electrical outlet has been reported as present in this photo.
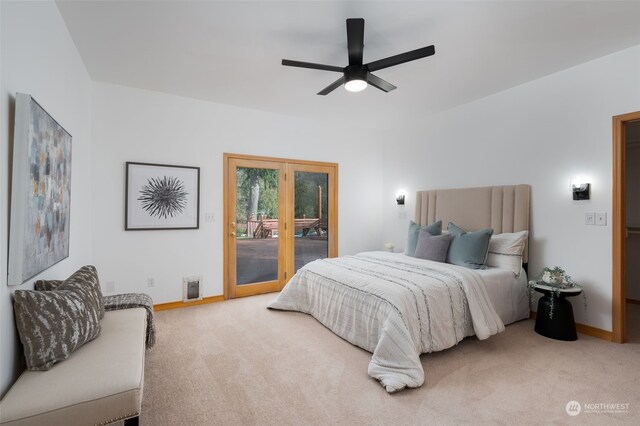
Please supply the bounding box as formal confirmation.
[585,212,595,225]
[106,281,115,293]
[595,212,607,226]
[147,277,155,287]
[205,212,215,223]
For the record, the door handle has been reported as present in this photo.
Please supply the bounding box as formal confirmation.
[230,232,236,237]
[231,222,236,228]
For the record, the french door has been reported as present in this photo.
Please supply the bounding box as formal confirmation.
[223,154,338,299]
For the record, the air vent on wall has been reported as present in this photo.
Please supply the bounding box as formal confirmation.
[182,275,203,302]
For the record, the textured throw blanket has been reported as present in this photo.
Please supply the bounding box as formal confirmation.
[104,293,156,348]
[269,251,504,393]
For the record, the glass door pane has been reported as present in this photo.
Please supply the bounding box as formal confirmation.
[235,167,280,285]
[294,171,329,272]
[225,154,337,299]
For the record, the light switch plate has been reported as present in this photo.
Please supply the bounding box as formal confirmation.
[595,212,607,226]
[585,212,595,225]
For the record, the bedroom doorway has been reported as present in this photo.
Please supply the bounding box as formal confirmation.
[612,111,640,343]
[223,154,338,299]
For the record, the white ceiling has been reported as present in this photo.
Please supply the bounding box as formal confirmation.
[57,1,640,122]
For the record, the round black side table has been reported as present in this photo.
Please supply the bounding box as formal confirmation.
[534,283,582,341]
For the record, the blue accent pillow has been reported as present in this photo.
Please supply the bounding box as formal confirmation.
[446,222,493,269]
[407,220,442,256]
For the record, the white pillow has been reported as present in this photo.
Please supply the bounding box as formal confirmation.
[486,231,529,276]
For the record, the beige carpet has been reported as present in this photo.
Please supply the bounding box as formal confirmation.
[138,294,640,425]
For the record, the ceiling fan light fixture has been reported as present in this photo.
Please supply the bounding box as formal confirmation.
[345,79,367,92]
[344,65,369,93]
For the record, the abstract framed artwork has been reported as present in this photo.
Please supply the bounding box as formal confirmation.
[8,93,72,286]
[126,162,200,230]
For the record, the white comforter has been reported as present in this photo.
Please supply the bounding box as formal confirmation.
[268,251,505,393]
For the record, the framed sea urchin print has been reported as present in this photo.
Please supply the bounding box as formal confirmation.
[125,162,200,230]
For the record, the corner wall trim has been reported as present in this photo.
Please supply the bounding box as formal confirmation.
[154,295,224,311]
[529,311,613,342]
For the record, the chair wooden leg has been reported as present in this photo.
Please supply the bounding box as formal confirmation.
[124,416,139,426]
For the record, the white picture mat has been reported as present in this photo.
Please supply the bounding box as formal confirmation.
[126,163,199,229]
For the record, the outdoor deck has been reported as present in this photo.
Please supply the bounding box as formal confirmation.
[236,237,328,285]
[247,218,327,239]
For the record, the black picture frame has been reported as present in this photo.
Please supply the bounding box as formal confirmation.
[125,162,200,230]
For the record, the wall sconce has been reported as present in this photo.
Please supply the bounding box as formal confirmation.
[571,177,590,201]
[396,194,405,205]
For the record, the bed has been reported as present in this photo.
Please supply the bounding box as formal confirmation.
[268,185,531,393]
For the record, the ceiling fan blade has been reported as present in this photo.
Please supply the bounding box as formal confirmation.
[346,18,365,66]
[366,73,397,92]
[282,59,343,73]
[366,45,435,72]
[317,76,346,96]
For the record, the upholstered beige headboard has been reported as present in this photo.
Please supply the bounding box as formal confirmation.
[414,185,531,262]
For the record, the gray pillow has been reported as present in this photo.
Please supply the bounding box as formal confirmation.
[414,230,451,263]
[34,265,105,319]
[13,277,101,371]
[407,220,442,256]
[446,222,493,269]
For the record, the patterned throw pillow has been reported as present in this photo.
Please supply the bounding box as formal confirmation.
[33,280,63,291]
[13,278,102,371]
[34,265,105,319]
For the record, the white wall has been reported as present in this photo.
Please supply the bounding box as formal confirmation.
[0,1,93,397]
[381,44,640,332]
[91,82,383,304]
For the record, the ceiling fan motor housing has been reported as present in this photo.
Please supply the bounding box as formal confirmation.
[344,65,369,83]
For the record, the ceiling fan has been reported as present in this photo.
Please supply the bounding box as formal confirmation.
[282,18,435,95]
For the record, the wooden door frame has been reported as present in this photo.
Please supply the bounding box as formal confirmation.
[224,156,286,299]
[223,153,339,300]
[612,111,640,343]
